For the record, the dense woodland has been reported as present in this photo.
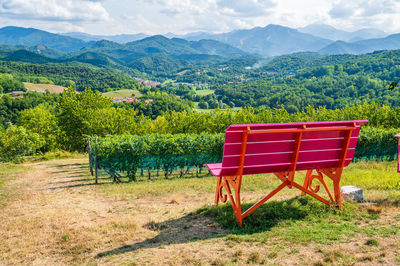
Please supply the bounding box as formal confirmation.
[0,61,142,91]
[0,47,400,162]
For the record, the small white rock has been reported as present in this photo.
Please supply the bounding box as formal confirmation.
[340,185,364,201]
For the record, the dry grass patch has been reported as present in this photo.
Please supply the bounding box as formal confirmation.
[23,82,66,93]
[1,159,400,265]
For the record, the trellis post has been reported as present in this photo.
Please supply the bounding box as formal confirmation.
[88,137,93,176]
[94,137,98,184]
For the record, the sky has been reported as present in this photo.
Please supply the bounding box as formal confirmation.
[0,0,400,35]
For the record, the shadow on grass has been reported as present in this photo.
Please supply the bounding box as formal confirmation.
[49,177,110,184]
[96,196,338,258]
[48,182,112,190]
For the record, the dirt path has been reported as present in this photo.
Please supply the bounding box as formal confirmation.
[0,159,228,265]
[1,159,400,265]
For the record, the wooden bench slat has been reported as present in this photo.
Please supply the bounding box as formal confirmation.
[226,120,367,131]
[204,120,368,225]
[218,159,354,176]
[221,148,355,169]
[224,128,361,143]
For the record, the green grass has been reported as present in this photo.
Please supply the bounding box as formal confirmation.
[342,160,400,189]
[102,89,142,98]
[28,151,86,162]
[198,196,399,244]
[96,160,400,247]
[162,79,176,84]
[99,161,399,198]
[195,89,214,96]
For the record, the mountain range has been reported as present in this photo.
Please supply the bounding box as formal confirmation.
[0,24,400,64]
[0,32,253,74]
[297,23,387,42]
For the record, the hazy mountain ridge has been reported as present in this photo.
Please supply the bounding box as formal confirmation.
[298,23,387,42]
[63,32,149,43]
[0,26,92,52]
[319,34,400,55]
[1,25,400,67]
[0,32,254,74]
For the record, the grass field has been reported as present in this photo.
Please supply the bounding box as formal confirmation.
[102,89,142,98]
[23,82,66,94]
[0,158,399,265]
[195,89,214,96]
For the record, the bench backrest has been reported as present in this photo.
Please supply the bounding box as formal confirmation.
[220,120,368,176]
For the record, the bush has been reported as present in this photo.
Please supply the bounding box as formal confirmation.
[0,125,45,162]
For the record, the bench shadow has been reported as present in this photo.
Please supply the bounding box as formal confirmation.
[95,211,225,258]
[96,197,314,258]
[49,177,109,184]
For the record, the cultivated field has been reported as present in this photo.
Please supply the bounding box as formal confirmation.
[0,158,399,265]
[102,89,143,98]
[195,89,214,96]
[23,82,66,94]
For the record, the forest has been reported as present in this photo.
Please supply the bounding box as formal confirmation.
[0,48,400,162]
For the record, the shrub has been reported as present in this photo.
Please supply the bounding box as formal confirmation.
[0,125,45,162]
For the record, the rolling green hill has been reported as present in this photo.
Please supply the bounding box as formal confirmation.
[0,26,91,52]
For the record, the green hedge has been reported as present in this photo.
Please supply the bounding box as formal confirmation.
[90,127,399,181]
[90,133,224,180]
[354,127,398,160]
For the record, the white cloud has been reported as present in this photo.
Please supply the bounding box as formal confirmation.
[0,0,109,22]
[327,0,400,32]
[1,0,400,35]
[217,0,276,17]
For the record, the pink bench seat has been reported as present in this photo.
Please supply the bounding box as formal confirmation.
[205,120,368,225]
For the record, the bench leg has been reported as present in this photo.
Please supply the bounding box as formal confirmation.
[215,176,222,205]
[333,180,341,210]
[301,170,313,195]
[319,168,344,209]
[217,176,243,226]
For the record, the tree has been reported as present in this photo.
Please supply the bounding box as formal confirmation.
[0,125,44,162]
[57,87,113,150]
[198,100,209,109]
[18,106,59,152]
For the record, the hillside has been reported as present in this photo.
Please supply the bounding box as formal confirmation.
[298,23,387,42]
[319,33,400,55]
[211,49,400,111]
[0,61,142,92]
[63,32,149,43]
[185,24,332,57]
[0,26,91,52]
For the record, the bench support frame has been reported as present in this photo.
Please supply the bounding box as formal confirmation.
[214,124,356,226]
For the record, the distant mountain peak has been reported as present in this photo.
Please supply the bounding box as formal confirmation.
[0,26,90,52]
[298,23,387,42]
[91,39,121,48]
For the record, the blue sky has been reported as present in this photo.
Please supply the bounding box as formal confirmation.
[0,0,399,35]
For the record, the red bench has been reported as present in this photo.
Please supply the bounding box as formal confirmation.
[205,120,368,225]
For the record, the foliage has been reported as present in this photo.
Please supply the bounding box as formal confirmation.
[0,92,58,127]
[0,73,25,93]
[0,125,44,162]
[0,61,142,92]
[17,106,59,151]
[90,133,224,181]
[211,50,400,110]
[355,127,399,160]
[57,87,139,150]
[90,126,399,181]
[117,91,194,119]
